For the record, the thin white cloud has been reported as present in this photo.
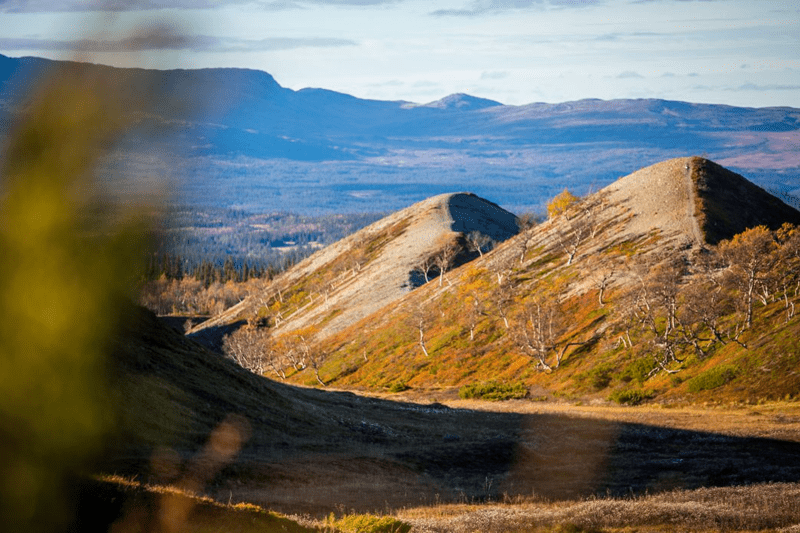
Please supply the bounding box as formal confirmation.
[617,71,644,79]
[431,0,601,16]
[632,0,725,3]
[0,0,249,12]
[368,79,405,87]
[302,0,401,4]
[481,70,509,80]
[732,83,800,91]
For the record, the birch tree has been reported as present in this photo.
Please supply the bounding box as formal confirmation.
[719,226,778,329]
[466,231,493,257]
[513,296,563,371]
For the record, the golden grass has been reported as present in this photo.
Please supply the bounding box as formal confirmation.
[397,483,800,532]
[84,474,326,533]
[425,397,800,442]
[106,291,800,532]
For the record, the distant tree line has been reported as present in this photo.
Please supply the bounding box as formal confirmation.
[139,252,306,316]
[137,209,384,316]
[144,252,299,286]
[157,208,383,267]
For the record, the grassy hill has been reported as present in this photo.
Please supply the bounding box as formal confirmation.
[188,192,519,346]
[58,154,800,530]
[94,305,800,525]
[7,56,800,532]
[225,156,800,405]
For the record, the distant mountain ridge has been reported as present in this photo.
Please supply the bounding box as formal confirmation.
[1,53,799,217]
[413,93,504,110]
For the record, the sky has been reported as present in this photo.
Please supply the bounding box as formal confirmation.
[0,0,798,108]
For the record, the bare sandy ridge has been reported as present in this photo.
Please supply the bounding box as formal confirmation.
[602,156,705,249]
[443,156,715,311]
[274,194,462,337]
[274,192,519,339]
[191,192,518,340]
[192,156,763,343]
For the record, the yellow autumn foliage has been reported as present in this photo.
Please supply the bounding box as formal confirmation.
[547,188,580,219]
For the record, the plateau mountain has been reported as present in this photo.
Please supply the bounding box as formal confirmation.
[1,54,799,217]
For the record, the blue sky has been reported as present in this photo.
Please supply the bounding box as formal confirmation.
[0,0,798,108]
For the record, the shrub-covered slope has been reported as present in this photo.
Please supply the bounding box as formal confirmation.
[279,157,800,405]
[107,304,800,516]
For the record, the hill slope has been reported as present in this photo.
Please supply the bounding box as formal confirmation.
[189,192,519,344]
[692,157,800,243]
[78,157,800,518]
[106,303,800,518]
[278,157,800,403]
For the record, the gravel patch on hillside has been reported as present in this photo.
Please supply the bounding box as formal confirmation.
[603,156,704,249]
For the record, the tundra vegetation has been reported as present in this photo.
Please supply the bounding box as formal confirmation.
[125,166,800,533]
[205,184,800,410]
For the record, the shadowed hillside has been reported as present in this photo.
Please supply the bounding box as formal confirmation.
[105,304,800,521]
[62,159,800,528]
[690,157,800,243]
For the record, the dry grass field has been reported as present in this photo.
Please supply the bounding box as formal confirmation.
[91,308,800,532]
[397,482,800,533]
[96,390,800,532]
[310,396,800,532]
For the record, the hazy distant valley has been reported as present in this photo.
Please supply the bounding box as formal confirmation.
[3,52,800,221]
[4,53,800,271]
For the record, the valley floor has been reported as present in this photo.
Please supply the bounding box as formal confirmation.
[215,394,800,529]
[95,364,800,533]
[396,393,800,443]
[309,396,800,532]
[103,394,800,532]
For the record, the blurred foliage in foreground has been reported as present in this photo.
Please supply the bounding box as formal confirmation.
[0,59,157,531]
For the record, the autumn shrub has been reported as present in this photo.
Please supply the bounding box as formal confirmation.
[552,523,606,533]
[583,363,614,390]
[331,514,411,533]
[547,188,580,219]
[620,357,657,384]
[388,381,410,393]
[687,364,739,392]
[458,381,528,401]
[608,388,653,405]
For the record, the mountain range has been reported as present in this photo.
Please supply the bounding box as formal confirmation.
[1,54,799,217]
